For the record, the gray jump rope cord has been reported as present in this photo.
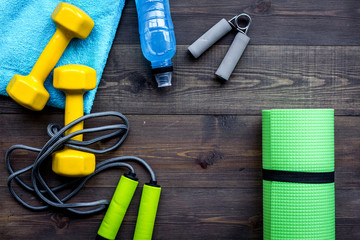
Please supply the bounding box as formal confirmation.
[6,111,156,215]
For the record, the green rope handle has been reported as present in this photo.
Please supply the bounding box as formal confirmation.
[97,175,138,240]
[133,184,161,240]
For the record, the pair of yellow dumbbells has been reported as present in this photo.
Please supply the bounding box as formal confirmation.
[6,2,96,177]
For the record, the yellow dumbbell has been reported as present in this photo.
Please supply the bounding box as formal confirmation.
[6,2,94,111]
[52,65,97,177]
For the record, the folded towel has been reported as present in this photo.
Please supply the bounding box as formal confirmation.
[0,0,126,114]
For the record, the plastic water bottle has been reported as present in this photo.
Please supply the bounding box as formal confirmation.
[135,0,176,87]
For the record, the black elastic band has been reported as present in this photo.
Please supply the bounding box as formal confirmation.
[96,234,109,240]
[152,66,173,74]
[262,169,334,184]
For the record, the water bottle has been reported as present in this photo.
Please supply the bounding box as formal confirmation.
[135,0,176,87]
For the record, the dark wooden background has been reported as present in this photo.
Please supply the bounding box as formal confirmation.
[1,0,359,239]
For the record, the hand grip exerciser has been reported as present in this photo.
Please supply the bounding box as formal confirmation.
[188,13,251,81]
[262,109,335,239]
[6,2,94,111]
[52,65,97,177]
[188,18,232,59]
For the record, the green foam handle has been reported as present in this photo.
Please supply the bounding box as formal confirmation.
[262,109,335,240]
[97,175,138,240]
[133,184,161,240]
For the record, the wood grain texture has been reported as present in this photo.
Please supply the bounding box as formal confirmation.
[0,186,264,240]
[93,45,360,115]
[1,114,359,189]
[116,0,360,45]
[1,187,359,240]
[0,114,359,239]
[2,45,359,115]
[1,0,359,239]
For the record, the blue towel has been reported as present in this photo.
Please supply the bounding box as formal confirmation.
[0,0,126,114]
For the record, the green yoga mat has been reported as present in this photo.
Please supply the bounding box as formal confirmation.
[262,109,335,239]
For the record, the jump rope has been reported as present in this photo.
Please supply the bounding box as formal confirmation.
[5,111,160,239]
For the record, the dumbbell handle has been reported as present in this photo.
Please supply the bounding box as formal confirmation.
[30,29,72,83]
[65,91,85,141]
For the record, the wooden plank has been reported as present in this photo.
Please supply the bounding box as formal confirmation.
[2,45,359,115]
[0,186,262,239]
[0,95,61,115]
[1,114,359,189]
[116,0,360,45]
[1,1,359,239]
[95,45,360,115]
[1,186,359,239]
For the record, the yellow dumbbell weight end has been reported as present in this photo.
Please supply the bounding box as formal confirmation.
[52,65,97,177]
[52,2,94,40]
[6,2,94,111]
[52,149,95,177]
[6,75,49,111]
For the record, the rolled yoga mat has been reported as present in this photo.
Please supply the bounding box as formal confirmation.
[262,109,335,239]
